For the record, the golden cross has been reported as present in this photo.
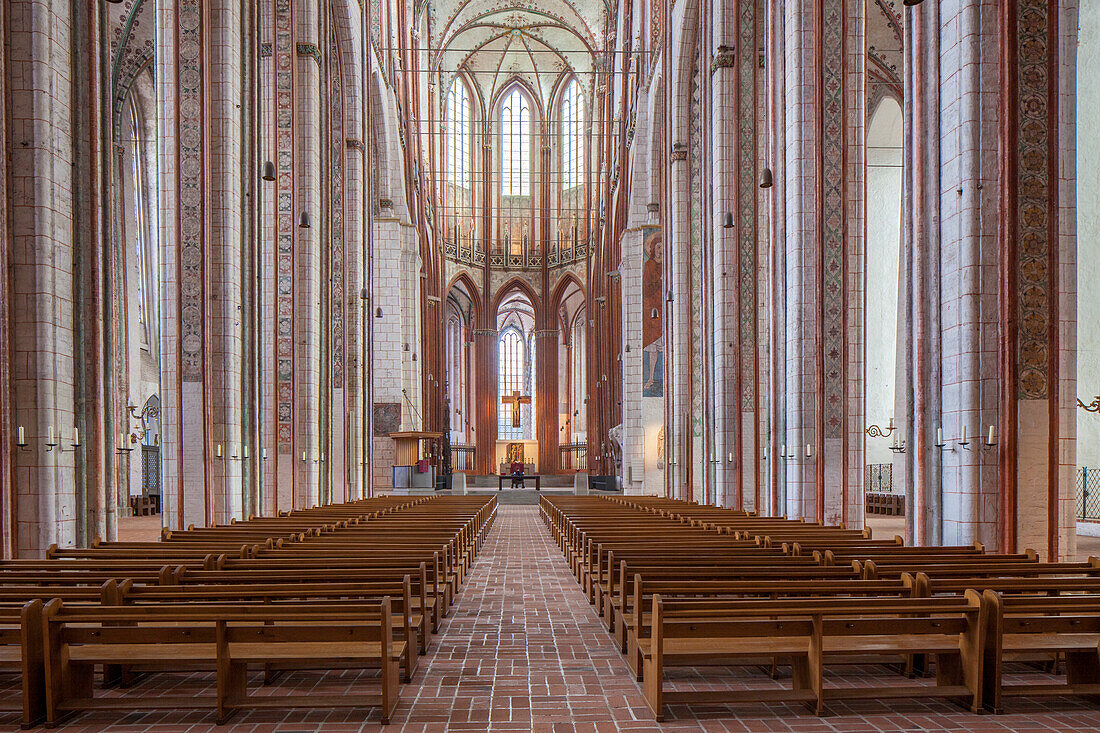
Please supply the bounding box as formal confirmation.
[501,390,531,428]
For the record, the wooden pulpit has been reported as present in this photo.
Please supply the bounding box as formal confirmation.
[390,431,441,489]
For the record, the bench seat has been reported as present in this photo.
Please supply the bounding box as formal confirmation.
[230,640,402,664]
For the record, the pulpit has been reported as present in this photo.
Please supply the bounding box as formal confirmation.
[390,431,441,489]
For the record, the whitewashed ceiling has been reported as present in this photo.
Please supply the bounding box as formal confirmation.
[428,0,608,113]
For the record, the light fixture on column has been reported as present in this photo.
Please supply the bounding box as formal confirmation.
[759,168,774,189]
[902,0,924,5]
[261,161,276,181]
[983,425,998,450]
[723,213,734,229]
[298,211,311,229]
[375,307,383,318]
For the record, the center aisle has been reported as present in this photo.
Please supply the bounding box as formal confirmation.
[391,504,655,732]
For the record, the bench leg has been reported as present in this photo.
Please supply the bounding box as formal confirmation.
[216,660,246,725]
[381,656,401,725]
[935,651,979,712]
[641,653,663,722]
[1066,650,1100,705]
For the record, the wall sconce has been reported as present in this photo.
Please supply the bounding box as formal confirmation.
[262,448,268,460]
[666,289,674,303]
[902,0,925,5]
[301,451,308,463]
[804,444,813,459]
[15,426,29,451]
[759,168,774,189]
[983,425,998,450]
[625,344,631,353]
[865,417,896,438]
[935,426,946,449]
[298,211,311,229]
[55,426,79,453]
[44,426,59,450]
[889,435,906,454]
[375,307,383,318]
[958,426,971,449]
[117,433,134,454]
[723,212,733,229]
[215,444,224,459]
[261,161,276,181]
[650,308,659,319]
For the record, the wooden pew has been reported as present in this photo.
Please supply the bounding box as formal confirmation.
[0,601,46,728]
[113,577,423,681]
[42,599,403,725]
[622,576,908,677]
[641,593,985,720]
[980,591,1100,712]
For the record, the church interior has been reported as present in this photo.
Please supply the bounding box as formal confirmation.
[2,0,1100,730]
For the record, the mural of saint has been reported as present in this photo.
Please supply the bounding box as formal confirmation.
[642,235,664,397]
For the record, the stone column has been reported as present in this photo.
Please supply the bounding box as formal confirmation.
[710,2,737,507]
[209,0,247,522]
[667,148,691,500]
[295,0,323,508]
[6,0,97,551]
[775,0,864,525]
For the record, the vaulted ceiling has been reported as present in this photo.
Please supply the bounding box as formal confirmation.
[429,0,608,113]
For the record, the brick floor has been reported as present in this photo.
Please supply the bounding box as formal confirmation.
[4,505,1100,732]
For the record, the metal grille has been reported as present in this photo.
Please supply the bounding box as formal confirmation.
[141,446,160,494]
[560,443,587,472]
[1077,467,1100,520]
[451,445,475,472]
[866,463,894,494]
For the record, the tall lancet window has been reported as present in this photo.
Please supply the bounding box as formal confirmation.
[500,88,531,196]
[561,79,584,191]
[446,80,471,189]
[498,327,528,440]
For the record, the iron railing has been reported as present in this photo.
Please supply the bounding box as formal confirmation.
[451,444,475,473]
[560,443,588,472]
[866,463,894,494]
[1077,467,1100,520]
[141,446,160,495]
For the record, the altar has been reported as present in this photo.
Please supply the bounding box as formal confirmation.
[495,439,539,474]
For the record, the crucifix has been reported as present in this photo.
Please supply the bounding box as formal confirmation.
[501,390,531,428]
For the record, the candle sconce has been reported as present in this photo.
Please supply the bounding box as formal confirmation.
[116,433,135,454]
[127,403,160,444]
[53,427,80,453]
[14,426,32,452]
[982,425,998,451]
[957,426,971,450]
[865,418,897,439]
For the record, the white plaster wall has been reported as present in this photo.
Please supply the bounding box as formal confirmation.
[1078,0,1100,470]
[865,99,903,467]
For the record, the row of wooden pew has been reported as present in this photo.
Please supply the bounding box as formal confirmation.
[540,495,1100,721]
[0,494,496,727]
